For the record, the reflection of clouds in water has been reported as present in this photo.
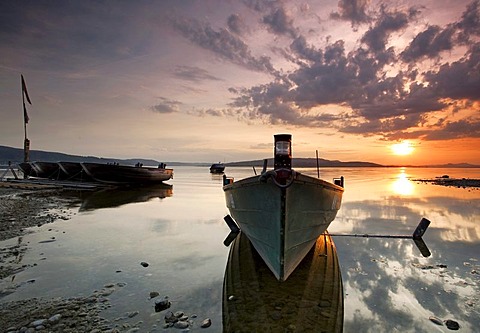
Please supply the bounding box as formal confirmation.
[338,236,478,333]
[335,195,480,242]
[151,218,174,233]
[333,177,480,332]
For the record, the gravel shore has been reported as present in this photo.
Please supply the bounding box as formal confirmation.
[0,187,110,332]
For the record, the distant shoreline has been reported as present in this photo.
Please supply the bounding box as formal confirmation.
[413,178,480,188]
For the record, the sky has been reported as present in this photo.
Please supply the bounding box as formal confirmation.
[0,0,479,165]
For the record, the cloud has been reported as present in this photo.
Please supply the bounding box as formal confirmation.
[456,0,480,42]
[173,65,222,82]
[150,97,182,113]
[225,1,480,143]
[227,14,248,35]
[330,0,371,26]
[262,7,298,38]
[360,7,412,53]
[171,17,276,74]
[401,25,456,62]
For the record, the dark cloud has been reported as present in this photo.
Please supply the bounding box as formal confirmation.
[424,42,480,101]
[361,8,411,53]
[172,17,276,74]
[173,66,222,82]
[224,1,480,143]
[227,14,247,35]
[401,25,456,62]
[330,0,370,26]
[456,0,480,42]
[150,97,182,113]
[262,7,297,38]
[424,118,480,140]
[0,1,156,71]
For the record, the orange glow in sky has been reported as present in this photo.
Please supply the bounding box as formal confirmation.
[391,141,415,156]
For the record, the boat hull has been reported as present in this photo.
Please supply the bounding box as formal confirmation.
[210,163,225,173]
[223,232,343,332]
[58,162,93,181]
[31,161,61,179]
[80,162,173,184]
[223,171,343,281]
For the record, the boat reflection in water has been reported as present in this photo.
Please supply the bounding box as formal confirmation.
[223,232,343,333]
[79,184,173,211]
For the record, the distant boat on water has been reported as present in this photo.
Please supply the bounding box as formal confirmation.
[223,134,344,281]
[210,162,225,174]
[80,162,173,185]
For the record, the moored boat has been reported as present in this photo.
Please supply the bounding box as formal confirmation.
[18,162,36,177]
[223,232,343,332]
[58,161,93,181]
[223,134,344,281]
[80,162,173,185]
[210,162,225,174]
[32,161,61,179]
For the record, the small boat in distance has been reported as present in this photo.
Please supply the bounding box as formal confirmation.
[80,162,173,185]
[223,134,344,281]
[210,162,225,174]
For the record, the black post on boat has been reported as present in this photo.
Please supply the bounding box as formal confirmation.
[274,134,292,170]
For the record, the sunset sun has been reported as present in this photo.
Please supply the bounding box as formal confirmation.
[391,141,414,156]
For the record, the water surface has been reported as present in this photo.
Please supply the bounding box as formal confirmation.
[1,166,479,332]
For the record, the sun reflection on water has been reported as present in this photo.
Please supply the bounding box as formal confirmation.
[391,169,414,195]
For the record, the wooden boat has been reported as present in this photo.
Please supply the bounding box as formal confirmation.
[80,162,173,184]
[58,161,93,181]
[210,162,225,174]
[31,161,61,179]
[223,232,343,332]
[223,134,344,281]
[18,162,37,177]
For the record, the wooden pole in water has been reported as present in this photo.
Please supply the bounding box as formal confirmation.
[316,150,320,178]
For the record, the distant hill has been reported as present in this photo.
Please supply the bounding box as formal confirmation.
[1,145,478,168]
[0,145,161,167]
[226,158,383,168]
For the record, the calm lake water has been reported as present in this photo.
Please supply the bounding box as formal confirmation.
[1,166,479,332]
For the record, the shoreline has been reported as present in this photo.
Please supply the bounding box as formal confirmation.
[413,177,480,189]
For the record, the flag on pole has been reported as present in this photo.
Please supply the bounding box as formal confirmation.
[21,74,32,124]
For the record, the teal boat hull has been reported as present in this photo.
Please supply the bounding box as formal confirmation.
[223,171,343,281]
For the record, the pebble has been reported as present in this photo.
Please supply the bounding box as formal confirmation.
[149,291,159,299]
[200,318,212,328]
[165,311,178,323]
[140,261,149,267]
[445,319,460,330]
[155,298,171,312]
[429,316,443,325]
[174,321,189,329]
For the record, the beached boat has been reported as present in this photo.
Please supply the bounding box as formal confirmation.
[223,232,343,332]
[210,162,225,174]
[18,162,36,177]
[58,161,93,181]
[223,134,344,281]
[32,161,61,179]
[80,162,173,185]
